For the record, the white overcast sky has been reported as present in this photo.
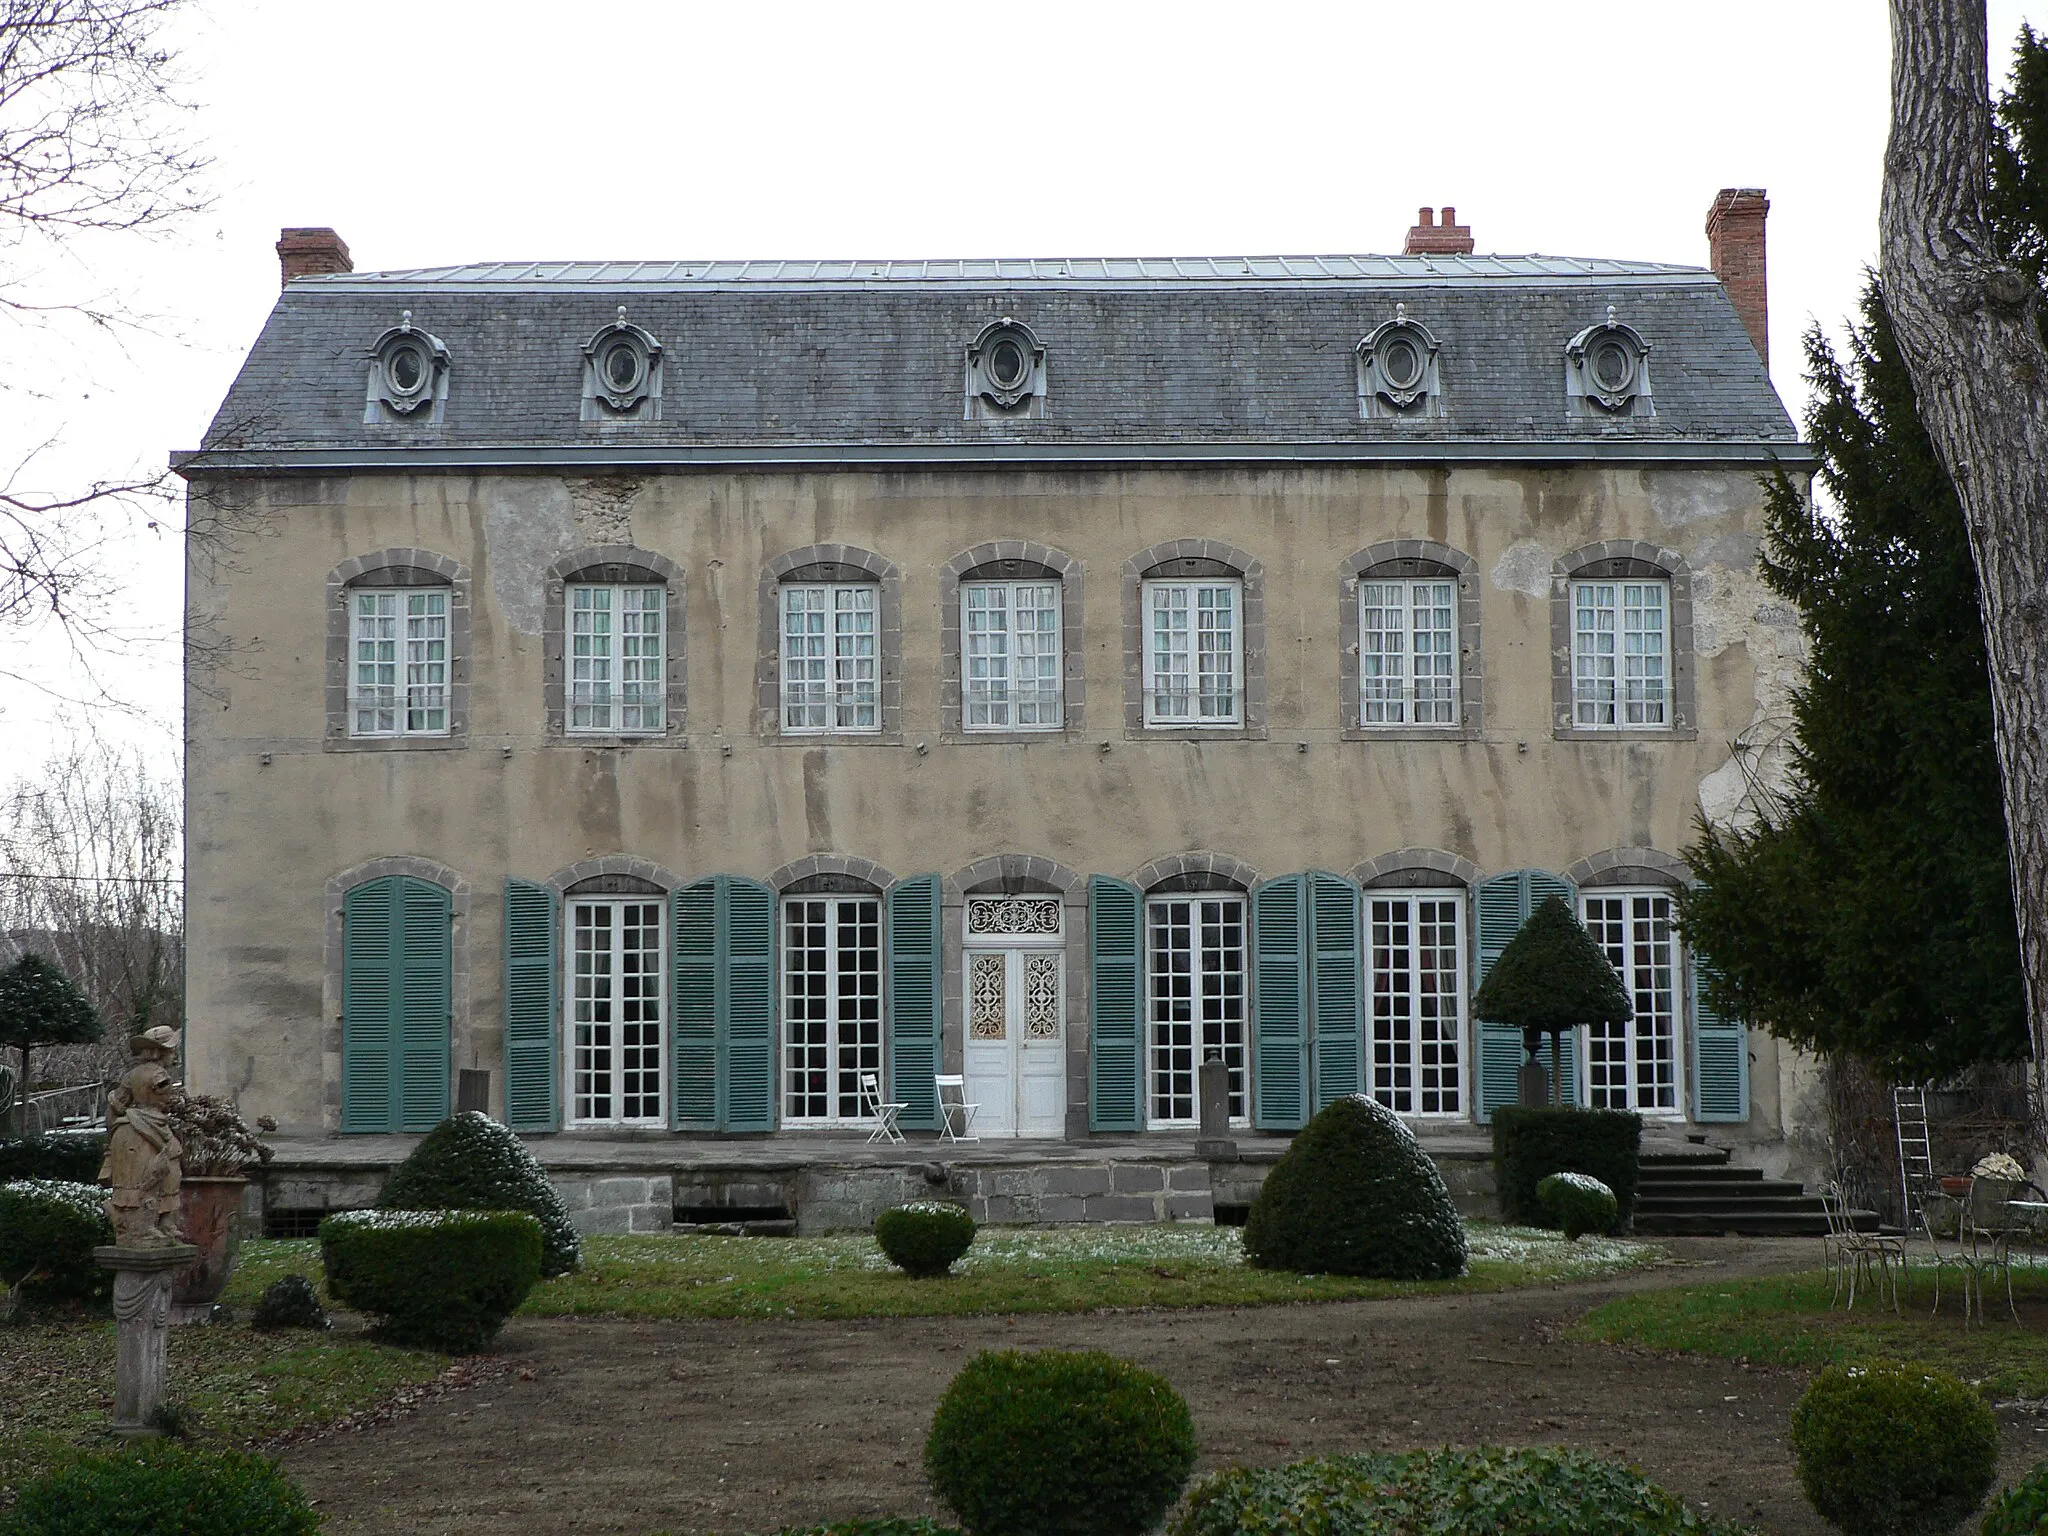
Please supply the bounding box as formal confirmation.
[1,0,2038,774]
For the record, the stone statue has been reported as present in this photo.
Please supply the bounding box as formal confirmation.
[99,1026,186,1247]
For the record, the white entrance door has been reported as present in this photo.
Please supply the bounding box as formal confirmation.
[961,897,1066,1138]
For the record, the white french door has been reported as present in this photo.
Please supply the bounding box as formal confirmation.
[1581,890,1680,1112]
[1145,895,1247,1127]
[1368,891,1465,1116]
[781,895,883,1124]
[962,896,1066,1138]
[566,899,666,1126]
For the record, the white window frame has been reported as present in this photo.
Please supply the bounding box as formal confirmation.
[563,896,667,1128]
[780,582,880,735]
[1572,578,1670,729]
[567,582,666,735]
[1144,893,1249,1127]
[1142,578,1243,727]
[349,587,450,737]
[962,579,1063,731]
[1360,577,1460,727]
[1581,888,1681,1114]
[1368,889,1465,1117]
[780,893,884,1125]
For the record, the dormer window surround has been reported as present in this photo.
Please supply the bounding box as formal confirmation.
[364,312,451,425]
[1565,307,1653,417]
[965,317,1047,420]
[1356,306,1443,419]
[581,307,664,421]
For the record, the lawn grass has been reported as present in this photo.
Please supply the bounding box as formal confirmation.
[0,1314,446,1497]
[1576,1261,2048,1399]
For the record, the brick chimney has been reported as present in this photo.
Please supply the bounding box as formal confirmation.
[1403,206,1475,257]
[1705,189,1769,363]
[276,227,352,287]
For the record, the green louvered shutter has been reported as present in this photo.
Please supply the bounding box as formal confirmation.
[887,875,942,1132]
[671,880,719,1130]
[1690,951,1748,1122]
[1088,876,1144,1132]
[1472,869,1579,1122]
[341,879,397,1133]
[396,878,453,1131]
[1252,874,1309,1131]
[503,880,559,1131]
[723,878,777,1131]
[1308,870,1364,1108]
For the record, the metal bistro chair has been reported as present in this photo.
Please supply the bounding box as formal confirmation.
[1952,1174,2025,1326]
[934,1075,981,1143]
[1821,1182,1899,1313]
[858,1070,909,1146]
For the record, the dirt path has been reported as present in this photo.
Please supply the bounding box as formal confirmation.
[280,1239,2048,1536]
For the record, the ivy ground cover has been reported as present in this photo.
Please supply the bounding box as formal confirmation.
[1576,1261,2048,1399]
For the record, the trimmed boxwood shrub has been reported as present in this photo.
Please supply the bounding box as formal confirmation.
[0,1133,105,1184]
[0,1178,112,1304]
[251,1273,331,1332]
[1242,1095,1466,1280]
[320,1207,542,1352]
[1492,1105,1641,1232]
[0,1443,320,1536]
[1789,1363,1997,1535]
[925,1350,1197,1536]
[1172,1447,1748,1536]
[376,1110,580,1275]
[1537,1172,1618,1242]
[1984,1463,2048,1536]
[875,1202,976,1277]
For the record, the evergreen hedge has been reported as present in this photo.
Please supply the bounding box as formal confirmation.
[375,1111,581,1275]
[925,1350,1197,1536]
[875,1202,976,1277]
[1492,1106,1641,1232]
[1790,1363,1998,1535]
[1172,1447,1749,1536]
[319,1208,542,1352]
[1242,1095,1467,1280]
[0,1444,319,1536]
[0,1134,105,1184]
[0,1178,112,1304]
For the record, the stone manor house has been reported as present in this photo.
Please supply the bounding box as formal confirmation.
[178,192,1812,1161]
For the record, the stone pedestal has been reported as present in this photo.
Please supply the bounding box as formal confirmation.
[1195,1054,1238,1161]
[94,1244,199,1437]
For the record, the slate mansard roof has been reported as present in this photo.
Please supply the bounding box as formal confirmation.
[183,252,1807,472]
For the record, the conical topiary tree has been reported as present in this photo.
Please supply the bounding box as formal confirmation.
[375,1111,581,1275]
[1471,895,1630,1105]
[0,955,106,1122]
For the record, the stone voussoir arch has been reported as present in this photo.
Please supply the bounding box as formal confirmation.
[769,853,899,892]
[944,853,1087,904]
[546,544,685,585]
[1565,846,1692,889]
[1350,847,1482,889]
[1130,849,1262,892]
[543,855,685,893]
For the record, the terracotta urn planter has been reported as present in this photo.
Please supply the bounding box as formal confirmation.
[172,1175,249,1311]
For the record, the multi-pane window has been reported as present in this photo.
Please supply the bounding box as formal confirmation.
[1143,579,1241,726]
[1572,579,1670,728]
[568,899,664,1125]
[1369,892,1464,1115]
[781,895,883,1122]
[781,583,879,733]
[963,580,1062,730]
[1360,579,1459,726]
[350,588,449,736]
[1582,891,1678,1112]
[1145,895,1247,1123]
[568,584,665,733]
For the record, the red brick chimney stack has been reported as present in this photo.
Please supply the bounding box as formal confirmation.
[1705,189,1769,364]
[1403,206,1475,257]
[276,227,352,288]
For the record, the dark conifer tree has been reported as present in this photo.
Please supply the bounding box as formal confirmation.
[0,954,106,1105]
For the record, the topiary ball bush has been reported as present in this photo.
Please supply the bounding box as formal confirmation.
[376,1110,580,1275]
[0,1443,320,1536]
[1491,1105,1641,1231]
[1242,1094,1467,1280]
[1790,1363,1998,1535]
[320,1208,542,1353]
[875,1202,976,1277]
[0,1179,112,1305]
[1537,1172,1618,1242]
[1984,1463,2048,1536]
[251,1273,330,1332]
[925,1349,1198,1536]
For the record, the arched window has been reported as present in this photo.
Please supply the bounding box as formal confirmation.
[324,550,470,748]
[545,547,686,740]
[1123,542,1265,737]
[758,546,901,741]
[1340,541,1481,735]
[1551,542,1695,738]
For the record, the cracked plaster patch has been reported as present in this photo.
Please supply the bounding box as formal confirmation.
[1644,469,1758,527]
[483,478,576,636]
[567,477,641,546]
[1490,539,1551,598]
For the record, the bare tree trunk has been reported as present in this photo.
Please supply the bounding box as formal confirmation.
[1882,0,2048,1080]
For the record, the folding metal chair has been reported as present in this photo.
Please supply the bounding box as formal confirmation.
[859,1070,908,1145]
[934,1074,980,1143]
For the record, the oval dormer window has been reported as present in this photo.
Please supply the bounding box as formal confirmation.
[1380,334,1423,394]
[386,341,426,397]
[966,318,1046,417]
[1592,337,1635,395]
[364,313,450,422]
[580,309,664,417]
[989,335,1028,391]
[603,337,644,395]
[1565,309,1653,416]
[1355,308,1442,419]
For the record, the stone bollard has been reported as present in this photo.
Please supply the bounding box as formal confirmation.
[95,1244,199,1437]
[1195,1053,1238,1161]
